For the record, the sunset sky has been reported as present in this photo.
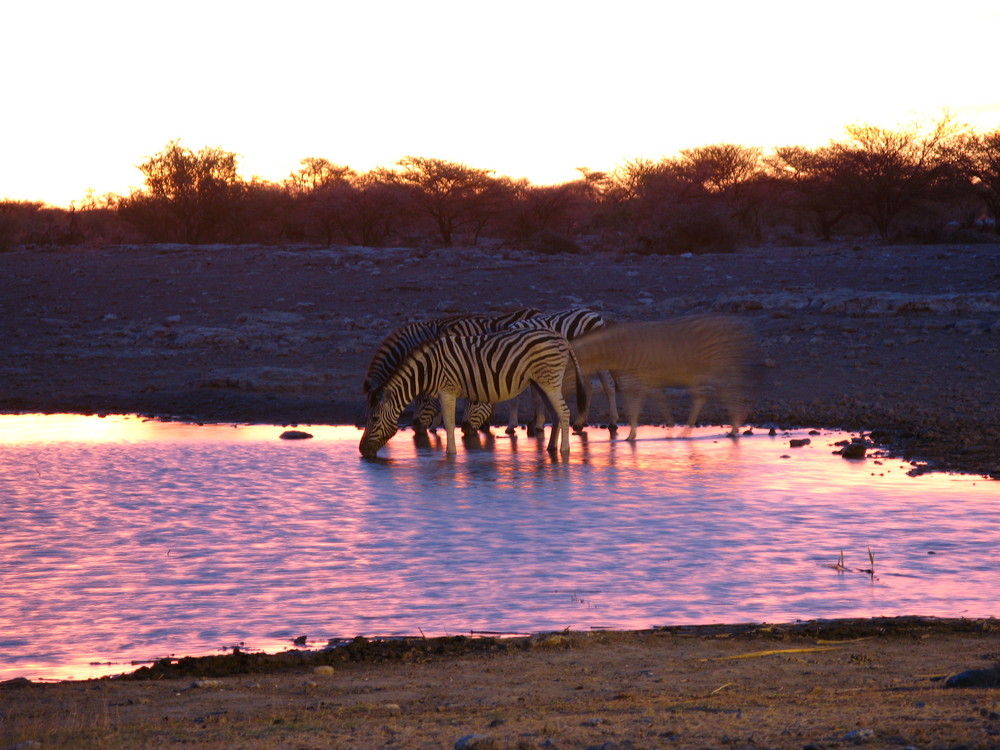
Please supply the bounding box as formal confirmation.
[5,0,1000,208]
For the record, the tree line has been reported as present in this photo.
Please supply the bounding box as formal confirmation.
[3,114,1000,252]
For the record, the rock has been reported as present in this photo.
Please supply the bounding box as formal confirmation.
[944,665,1000,688]
[840,442,868,459]
[280,430,313,440]
[843,727,874,741]
[454,734,496,750]
[789,438,811,447]
[189,679,222,689]
[313,665,335,675]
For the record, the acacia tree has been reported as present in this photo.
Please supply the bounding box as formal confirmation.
[677,143,763,193]
[333,170,410,247]
[118,140,246,243]
[391,156,501,246]
[953,129,1000,233]
[818,115,966,239]
[766,145,850,240]
[284,158,357,243]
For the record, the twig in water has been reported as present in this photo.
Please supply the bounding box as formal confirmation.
[828,549,848,573]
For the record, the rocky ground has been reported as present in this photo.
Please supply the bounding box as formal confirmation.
[4,618,1000,749]
[2,239,999,476]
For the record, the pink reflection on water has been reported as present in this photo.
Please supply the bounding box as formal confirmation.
[0,415,997,682]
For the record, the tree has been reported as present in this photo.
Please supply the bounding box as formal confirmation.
[392,156,501,246]
[333,170,409,247]
[677,143,763,194]
[284,159,358,243]
[674,144,766,241]
[766,145,850,240]
[286,158,356,196]
[952,129,1000,233]
[818,115,966,239]
[118,140,247,243]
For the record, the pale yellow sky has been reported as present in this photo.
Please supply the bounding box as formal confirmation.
[4,0,1000,208]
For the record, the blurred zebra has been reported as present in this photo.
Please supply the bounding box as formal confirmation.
[569,315,754,441]
[362,308,540,429]
[462,308,619,436]
[360,328,585,457]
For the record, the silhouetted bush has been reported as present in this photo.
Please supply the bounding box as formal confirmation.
[522,229,581,254]
[0,200,43,250]
[634,204,745,254]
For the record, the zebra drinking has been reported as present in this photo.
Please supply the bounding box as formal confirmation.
[569,315,754,441]
[360,328,584,457]
[463,308,619,436]
[362,308,540,431]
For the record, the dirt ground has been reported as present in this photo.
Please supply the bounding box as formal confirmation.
[4,619,1000,749]
[2,239,1000,748]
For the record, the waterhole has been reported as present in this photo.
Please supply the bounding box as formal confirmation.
[1,414,996,681]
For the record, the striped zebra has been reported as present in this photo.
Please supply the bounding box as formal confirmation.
[569,315,754,441]
[360,328,585,457]
[462,308,619,436]
[362,308,540,429]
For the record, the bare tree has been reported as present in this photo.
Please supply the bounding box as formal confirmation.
[118,140,247,243]
[677,143,763,193]
[766,145,850,240]
[952,129,1000,233]
[818,115,967,239]
[392,156,501,246]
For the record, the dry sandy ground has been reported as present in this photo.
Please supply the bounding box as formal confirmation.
[4,620,1000,749]
[2,240,1000,749]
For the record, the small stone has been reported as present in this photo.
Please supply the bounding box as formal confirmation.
[313,665,335,676]
[789,438,811,447]
[843,727,874,741]
[189,679,222,689]
[454,733,496,750]
[280,430,313,440]
[840,442,868,459]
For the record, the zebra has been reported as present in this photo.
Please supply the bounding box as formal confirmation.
[569,315,754,441]
[461,308,619,436]
[360,328,585,457]
[362,308,540,429]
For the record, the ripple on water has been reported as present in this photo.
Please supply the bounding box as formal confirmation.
[0,414,996,680]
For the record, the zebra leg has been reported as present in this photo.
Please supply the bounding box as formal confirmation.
[682,387,707,437]
[600,370,619,436]
[506,393,520,435]
[439,392,460,455]
[722,381,746,436]
[531,382,569,454]
[571,373,594,434]
[551,390,572,455]
[620,380,646,442]
[532,389,546,435]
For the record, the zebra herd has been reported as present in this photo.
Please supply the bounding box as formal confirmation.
[358,308,754,458]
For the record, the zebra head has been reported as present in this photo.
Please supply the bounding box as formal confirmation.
[359,388,401,457]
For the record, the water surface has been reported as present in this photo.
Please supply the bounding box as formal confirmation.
[1,414,997,681]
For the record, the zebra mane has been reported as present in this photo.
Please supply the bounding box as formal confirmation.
[376,334,443,400]
[362,317,455,394]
